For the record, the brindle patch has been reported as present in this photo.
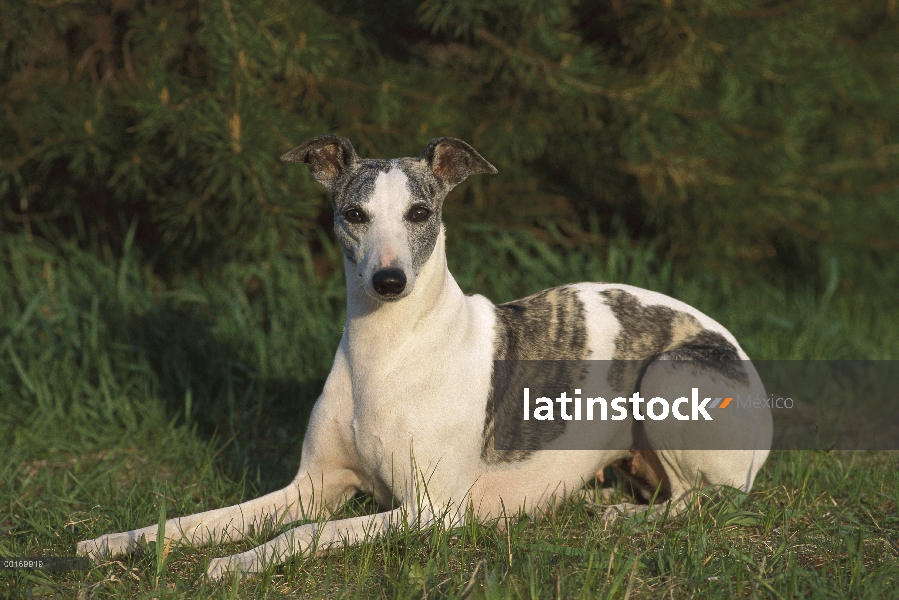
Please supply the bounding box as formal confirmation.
[599,289,748,396]
[396,160,444,271]
[482,286,589,465]
[332,162,388,203]
[329,161,391,264]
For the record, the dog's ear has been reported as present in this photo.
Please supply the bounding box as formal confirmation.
[420,137,498,190]
[281,135,358,191]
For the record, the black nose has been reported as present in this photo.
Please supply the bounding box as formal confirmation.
[372,268,407,296]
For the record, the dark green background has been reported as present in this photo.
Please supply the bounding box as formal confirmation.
[3,0,897,292]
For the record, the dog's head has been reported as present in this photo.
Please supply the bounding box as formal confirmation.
[282,136,497,302]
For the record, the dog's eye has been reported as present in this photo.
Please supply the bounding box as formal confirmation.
[407,206,431,222]
[343,207,367,224]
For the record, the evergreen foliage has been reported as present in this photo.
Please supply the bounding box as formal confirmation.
[2,0,897,288]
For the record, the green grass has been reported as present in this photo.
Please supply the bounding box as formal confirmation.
[1,230,897,598]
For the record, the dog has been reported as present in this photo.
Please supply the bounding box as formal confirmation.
[77,135,772,580]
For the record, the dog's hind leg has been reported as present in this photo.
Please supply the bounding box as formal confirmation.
[601,357,771,525]
[600,446,681,525]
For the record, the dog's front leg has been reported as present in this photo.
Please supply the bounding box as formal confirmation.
[76,468,361,561]
[78,345,363,562]
[206,506,408,580]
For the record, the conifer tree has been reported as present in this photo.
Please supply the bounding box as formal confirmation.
[2,0,896,288]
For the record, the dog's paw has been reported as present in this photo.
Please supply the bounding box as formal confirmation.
[601,497,690,526]
[596,488,619,505]
[206,552,260,581]
[569,487,619,514]
[76,532,140,563]
[76,537,110,563]
[206,556,235,581]
[600,502,646,526]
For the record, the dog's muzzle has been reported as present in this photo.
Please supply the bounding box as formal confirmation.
[372,268,407,297]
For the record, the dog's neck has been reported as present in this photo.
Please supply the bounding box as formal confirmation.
[343,228,467,354]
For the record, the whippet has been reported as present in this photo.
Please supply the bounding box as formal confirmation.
[77,135,772,580]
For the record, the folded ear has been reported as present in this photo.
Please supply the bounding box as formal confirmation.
[280,134,358,191]
[420,137,498,190]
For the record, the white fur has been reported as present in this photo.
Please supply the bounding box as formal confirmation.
[354,168,418,300]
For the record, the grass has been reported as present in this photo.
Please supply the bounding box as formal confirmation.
[1,228,897,598]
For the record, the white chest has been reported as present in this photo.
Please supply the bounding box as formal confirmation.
[346,294,497,501]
